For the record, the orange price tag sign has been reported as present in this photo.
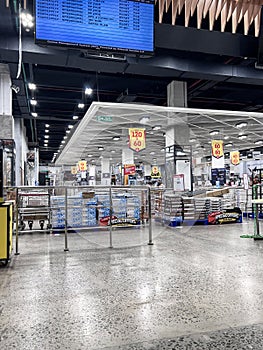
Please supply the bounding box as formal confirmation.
[230,151,240,165]
[78,160,87,171]
[129,128,146,152]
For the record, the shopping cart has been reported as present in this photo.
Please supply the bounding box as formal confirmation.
[18,191,51,231]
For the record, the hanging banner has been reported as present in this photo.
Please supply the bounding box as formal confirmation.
[78,160,87,171]
[230,151,240,165]
[71,166,77,175]
[129,128,146,152]
[151,165,161,178]
[211,140,225,168]
[124,164,136,175]
[212,140,224,159]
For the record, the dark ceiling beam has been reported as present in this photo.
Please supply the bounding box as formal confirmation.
[155,24,258,58]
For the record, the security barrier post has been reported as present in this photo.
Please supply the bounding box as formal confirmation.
[148,187,153,245]
[64,187,69,251]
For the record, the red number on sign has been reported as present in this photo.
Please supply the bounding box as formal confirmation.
[132,131,143,138]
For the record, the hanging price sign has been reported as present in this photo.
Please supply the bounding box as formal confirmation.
[230,151,240,165]
[129,128,146,152]
[211,140,224,159]
[78,160,87,171]
[71,166,77,175]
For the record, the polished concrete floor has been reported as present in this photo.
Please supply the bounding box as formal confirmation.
[1,221,263,349]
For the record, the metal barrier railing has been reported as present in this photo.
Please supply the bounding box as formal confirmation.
[5,185,153,254]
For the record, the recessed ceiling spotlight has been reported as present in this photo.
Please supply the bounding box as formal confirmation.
[45,129,49,133]
[45,124,49,128]
[150,151,155,155]
[98,146,104,151]
[254,140,263,145]
[30,99,37,106]
[64,136,67,140]
[209,130,220,136]
[224,136,229,140]
[61,140,65,144]
[139,116,150,124]
[73,115,79,120]
[78,103,85,109]
[28,83,36,90]
[189,138,196,143]
[111,150,116,153]
[68,124,73,129]
[235,122,248,128]
[31,112,38,117]
[66,130,70,134]
[44,135,49,139]
[112,136,120,141]
[225,143,233,147]
[85,87,93,95]
[161,148,165,152]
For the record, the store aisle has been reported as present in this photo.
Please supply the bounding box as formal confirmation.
[1,222,263,349]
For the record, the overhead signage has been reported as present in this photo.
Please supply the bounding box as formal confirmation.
[124,164,136,176]
[129,128,146,152]
[97,116,112,122]
[71,166,77,175]
[212,140,224,159]
[78,160,87,171]
[230,151,240,165]
[151,166,161,178]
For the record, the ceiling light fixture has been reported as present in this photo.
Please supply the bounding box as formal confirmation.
[78,103,85,109]
[152,125,162,131]
[66,130,70,134]
[150,151,155,155]
[112,136,120,141]
[61,140,65,144]
[45,124,49,128]
[73,115,79,120]
[64,136,67,140]
[30,99,37,106]
[139,116,150,124]
[224,136,229,140]
[85,87,93,95]
[235,122,248,128]
[87,154,93,157]
[45,129,49,133]
[68,124,73,129]
[44,135,49,139]
[254,140,263,145]
[98,146,104,151]
[238,134,248,140]
[21,11,34,29]
[189,138,196,143]
[31,112,38,117]
[209,130,219,136]
[225,143,233,147]
[28,83,36,90]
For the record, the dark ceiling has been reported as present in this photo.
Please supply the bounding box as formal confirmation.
[1,0,263,163]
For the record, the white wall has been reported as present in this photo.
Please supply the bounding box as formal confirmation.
[14,119,29,185]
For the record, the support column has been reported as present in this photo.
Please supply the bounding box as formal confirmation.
[166,81,192,190]
[101,157,111,186]
[122,148,134,185]
[89,164,96,186]
[0,64,13,139]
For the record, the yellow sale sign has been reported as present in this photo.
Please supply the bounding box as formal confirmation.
[212,140,224,159]
[78,160,87,171]
[129,128,146,152]
[230,151,240,165]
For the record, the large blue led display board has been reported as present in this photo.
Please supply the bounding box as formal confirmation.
[35,0,154,54]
